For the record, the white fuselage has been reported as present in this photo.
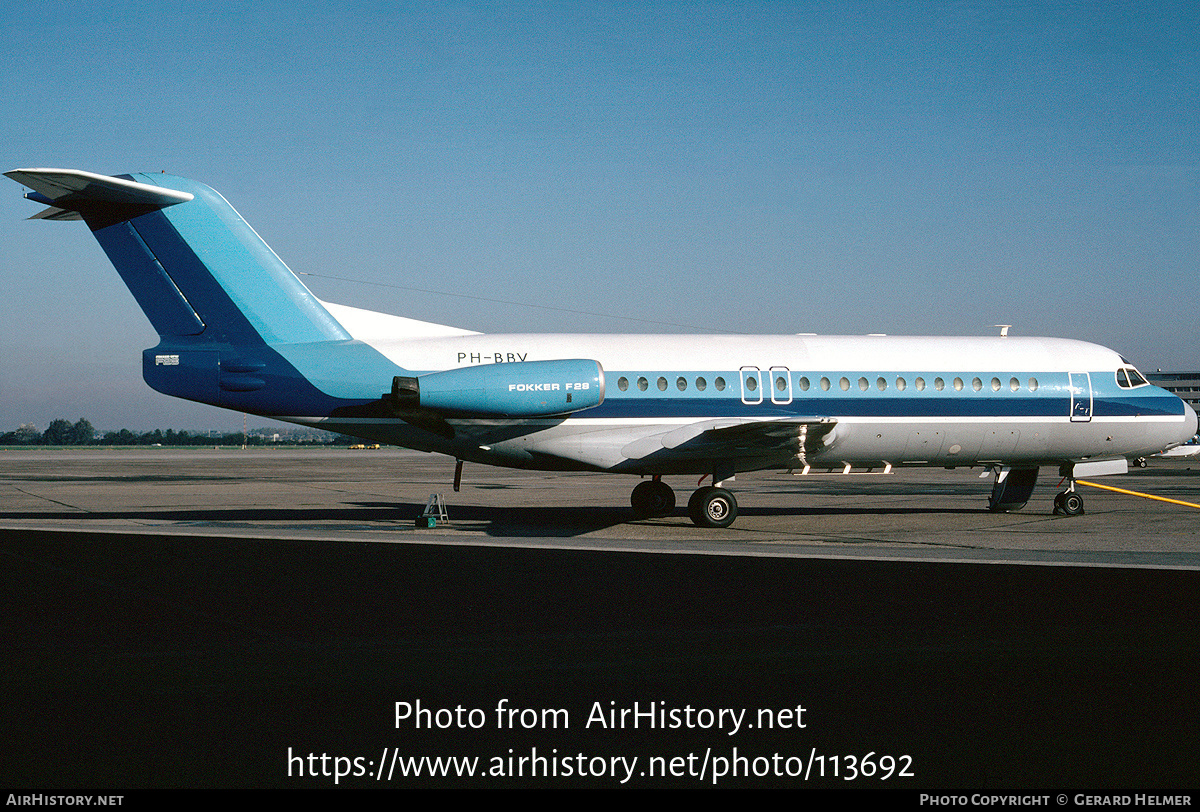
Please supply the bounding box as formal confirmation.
[297,323,1197,476]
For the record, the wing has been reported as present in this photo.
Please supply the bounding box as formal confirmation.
[621,416,837,462]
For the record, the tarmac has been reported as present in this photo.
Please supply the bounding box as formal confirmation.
[1,447,1198,789]
[2,446,1199,563]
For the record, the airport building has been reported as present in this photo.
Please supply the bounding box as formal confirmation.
[1148,371,1200,414]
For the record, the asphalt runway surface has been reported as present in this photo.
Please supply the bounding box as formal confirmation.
[1,447,1198,789]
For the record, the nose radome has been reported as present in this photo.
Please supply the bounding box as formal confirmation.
[1183,403,1199,444]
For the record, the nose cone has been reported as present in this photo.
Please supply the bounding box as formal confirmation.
[1146,393,1197,457]
[1182,402,1199,445]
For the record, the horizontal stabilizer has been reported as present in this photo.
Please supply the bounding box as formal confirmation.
[5,168,193,226]
[27,205,83,221]
[6,168,193,207]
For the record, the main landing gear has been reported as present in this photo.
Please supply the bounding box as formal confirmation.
[688,486,738,528]
[630,478,675,517]
[630,477,739,528]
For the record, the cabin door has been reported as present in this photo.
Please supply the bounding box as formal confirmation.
[1069,372,1093,422]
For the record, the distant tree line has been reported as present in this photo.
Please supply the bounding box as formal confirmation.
[1,418,357,446]
[1,419,96,446]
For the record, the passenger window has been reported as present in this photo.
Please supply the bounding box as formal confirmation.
[775,376,787,391]
[1010,377,1019,392]
[991,377,1001,392]
[637,377,649,391]
[896,377,906,391]
[1028,378,1039,392]
[745,376,758,392]
[618,377,629,391]
[715,377,726,391]
[972,377,982,392]
[858,377,869,391]
[934,377,944,391]
[953,377,964,391]
[877,377,887,391]
[799,376,810,391]
[840,377,850,391]
[657,377,668,391]
[820,377,831,391]
[677,377,687,391]
[696,377,707,391]
[914,377,925,391]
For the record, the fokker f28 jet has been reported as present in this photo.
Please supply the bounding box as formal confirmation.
[8,168,1196,527]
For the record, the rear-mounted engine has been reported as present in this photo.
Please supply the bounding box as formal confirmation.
[391,359,604,417]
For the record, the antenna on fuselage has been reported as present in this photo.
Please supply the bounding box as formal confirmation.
[995,325,1012,337]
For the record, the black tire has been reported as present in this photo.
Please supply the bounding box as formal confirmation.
[1060,492,1085,516]
[631,480,675,518]
[688,486,738,528]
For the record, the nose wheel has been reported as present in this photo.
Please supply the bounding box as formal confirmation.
[1053,490,1085,516]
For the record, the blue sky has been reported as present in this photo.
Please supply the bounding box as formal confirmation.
[2,1,1197,431]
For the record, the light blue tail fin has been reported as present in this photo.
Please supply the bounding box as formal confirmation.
[7,168,400,416]
[7,168,350,345]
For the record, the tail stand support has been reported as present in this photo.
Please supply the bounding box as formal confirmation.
[418,493,450,528]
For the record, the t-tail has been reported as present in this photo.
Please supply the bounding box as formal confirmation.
[5,168,404,418]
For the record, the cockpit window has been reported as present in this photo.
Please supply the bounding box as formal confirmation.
[1117,366,1149,388]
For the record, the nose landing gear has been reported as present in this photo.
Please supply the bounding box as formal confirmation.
[1053,489,1085,516]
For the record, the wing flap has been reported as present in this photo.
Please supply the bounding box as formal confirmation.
[621,416,837,460]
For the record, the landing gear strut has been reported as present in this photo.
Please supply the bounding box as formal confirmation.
[1050,464,1088,516]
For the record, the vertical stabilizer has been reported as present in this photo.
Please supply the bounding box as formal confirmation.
[8,168,402,417]
[6,168,350,346]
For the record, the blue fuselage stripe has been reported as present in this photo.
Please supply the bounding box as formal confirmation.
[583,394,1183,420]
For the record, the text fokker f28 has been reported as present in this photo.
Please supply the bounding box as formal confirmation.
[8,168,1196,527]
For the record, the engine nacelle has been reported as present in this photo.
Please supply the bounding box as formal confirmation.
[392,359,604,418]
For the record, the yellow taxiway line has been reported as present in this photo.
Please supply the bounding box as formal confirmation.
[1076,479,1200,510]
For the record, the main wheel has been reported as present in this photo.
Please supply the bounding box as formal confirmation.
[631,480,675,518]
[688,486,738,528]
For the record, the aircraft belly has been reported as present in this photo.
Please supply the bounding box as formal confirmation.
[517,424,668,471]
[304,418,453,454]
[830,422,985,465]
[293,412,1182,475]
[827,418,1113,466]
